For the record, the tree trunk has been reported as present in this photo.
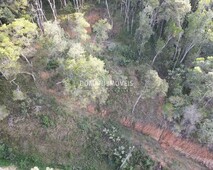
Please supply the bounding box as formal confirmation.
[47,0,57,21]
[31,0,47,33]
[105,0,113,27]
[179,43,195,63]
[152,35,173,65]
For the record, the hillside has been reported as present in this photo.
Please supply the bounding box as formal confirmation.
[0,0,213,170]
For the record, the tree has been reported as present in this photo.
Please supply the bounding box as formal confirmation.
[0,6,15,24]
[151,0,191,65]
[92,19,112,43]
[92,18,112,54]
[63,54,111,105]
[135,0,190,57]
[132,69,168,114]
[178,1,213,63]
[71,0,85,11]
[47,0,57,21]
[0,18,37,80]
[42,21,68,54]
[185,57,213,106]
[181,104,202,135]
[120,0,148,32]
[73,13,90,42]
[0,0,29,24]
[143,69,168,98]
[30,0,47,33]
[135,3,156,54]
[157,0,191,26]
[67,42,85,59]
[39,14,110,106]
[199,119,213,144]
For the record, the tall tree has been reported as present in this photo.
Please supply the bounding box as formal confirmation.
[135,0,158,54]
[178,1,213,64]
[30,0,47,33]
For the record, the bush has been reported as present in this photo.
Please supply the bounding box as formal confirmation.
[40,115,54,128]
[181,105,202,136]
[91,125,155,169]
[46,59,59,70]
[143,70,168,99]
[13,89,26,101]
[199,119,213,144]
[0,105,9,121]
[0,142,15,161]
[93,19,112,43]
[42,21,68,54]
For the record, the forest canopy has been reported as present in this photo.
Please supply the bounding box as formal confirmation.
[0,0,213,169]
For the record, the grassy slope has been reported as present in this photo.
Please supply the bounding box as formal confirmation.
[0,4,210,170]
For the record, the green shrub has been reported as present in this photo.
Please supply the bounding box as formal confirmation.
[85,123,155,170]
[196,57,205,62]
[207,56,213,61]
[20,99,32,115]
[13,89,26,101]
[40,115,54,128]
[143,69,168,99]
[46,59,59,70]
[199,119,213,144]
[0,142,15,161]
[0,105,10,121]
[163,102,174,122]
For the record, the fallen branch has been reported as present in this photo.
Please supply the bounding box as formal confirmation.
[21,53,32,67]
[10,77,20,90]
[120,146,135,169]
[19,72,36,82]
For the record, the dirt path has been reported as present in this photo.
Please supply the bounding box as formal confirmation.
[120,117,213,169]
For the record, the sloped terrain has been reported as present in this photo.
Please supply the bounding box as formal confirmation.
[121,117,213,169]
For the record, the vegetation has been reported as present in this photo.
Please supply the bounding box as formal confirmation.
[0,0,213,169]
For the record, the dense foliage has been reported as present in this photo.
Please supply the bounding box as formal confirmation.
[0,0,213,169]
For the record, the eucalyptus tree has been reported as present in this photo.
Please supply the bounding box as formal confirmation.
[59,0,68,8]
[178,1,213,64]
[71,0,85,11]
[135,0,158,54]
[185,57,213,106]
[47,0,57,20]
[157,0,213,66]
[151,0,191,65]
[30,0,47,33]
[132,69,168,114]
[120,0,141,32]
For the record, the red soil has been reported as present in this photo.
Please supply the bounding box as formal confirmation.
[120,117,213,169]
